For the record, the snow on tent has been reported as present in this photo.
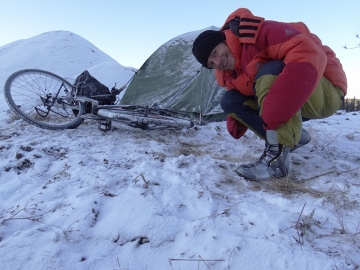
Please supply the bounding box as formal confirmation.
[120,27,226,122]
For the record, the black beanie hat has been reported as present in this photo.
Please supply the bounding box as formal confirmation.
[192,30,226,68]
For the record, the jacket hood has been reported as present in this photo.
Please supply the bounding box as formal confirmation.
[220,8,265,44]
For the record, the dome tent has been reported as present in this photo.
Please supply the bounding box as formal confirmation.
[120,27,226,122]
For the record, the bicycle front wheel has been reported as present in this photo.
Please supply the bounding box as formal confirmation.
[4,69,85,130]
[97,106,194,129]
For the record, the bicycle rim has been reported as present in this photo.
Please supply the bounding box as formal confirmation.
[4,69,85,130]
[97,107,194,129]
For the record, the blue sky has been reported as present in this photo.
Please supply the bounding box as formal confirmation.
[1,0,359,97]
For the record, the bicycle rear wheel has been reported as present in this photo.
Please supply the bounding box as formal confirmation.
[4,69,85,130]
[97,106,194,129]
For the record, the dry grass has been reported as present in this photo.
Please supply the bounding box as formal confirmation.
[247,177,328,198]
[1,193,70,225]
[246,168,359,199]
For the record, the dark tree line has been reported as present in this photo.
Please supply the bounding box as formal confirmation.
[342,97,360,112]
[342,32,359,111]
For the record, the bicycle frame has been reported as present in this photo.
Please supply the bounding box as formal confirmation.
[4,69,195,131]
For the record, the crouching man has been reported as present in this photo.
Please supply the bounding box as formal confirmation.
[192,8,347,180]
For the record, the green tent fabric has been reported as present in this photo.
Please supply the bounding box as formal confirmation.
[120,27,226,122]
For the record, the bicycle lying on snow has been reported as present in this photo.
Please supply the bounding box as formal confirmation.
[4,69,194,131]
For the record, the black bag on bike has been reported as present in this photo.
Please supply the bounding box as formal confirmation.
[73,70,116,105]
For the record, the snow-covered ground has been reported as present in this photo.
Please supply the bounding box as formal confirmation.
[0,31,359,270]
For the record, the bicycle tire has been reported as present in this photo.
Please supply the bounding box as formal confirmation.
[97,106,194,129]
[4,69,85,130]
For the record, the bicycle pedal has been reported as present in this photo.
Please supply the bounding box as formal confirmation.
[98,120,112,131]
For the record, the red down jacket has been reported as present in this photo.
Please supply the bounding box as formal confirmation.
[215,8,347,130]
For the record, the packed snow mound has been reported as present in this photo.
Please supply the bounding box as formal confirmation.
[0,31,133,87]
[0,30,135,110]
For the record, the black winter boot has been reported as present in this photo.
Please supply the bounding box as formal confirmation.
[290,128,311,152]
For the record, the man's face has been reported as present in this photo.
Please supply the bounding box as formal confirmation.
[207,42,235,71]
